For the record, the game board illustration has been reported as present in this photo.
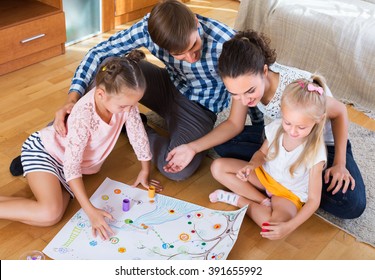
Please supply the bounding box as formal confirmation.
[43,178,247,260]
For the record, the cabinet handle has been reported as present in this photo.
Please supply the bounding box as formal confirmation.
[20,33,46,44]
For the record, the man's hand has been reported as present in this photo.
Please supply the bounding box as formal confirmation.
[54,91,80,136]
[53,102,74,136]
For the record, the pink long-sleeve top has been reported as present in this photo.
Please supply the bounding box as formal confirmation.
[40,88,152,182]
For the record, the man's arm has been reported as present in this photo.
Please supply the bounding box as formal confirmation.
[54,16,151,135]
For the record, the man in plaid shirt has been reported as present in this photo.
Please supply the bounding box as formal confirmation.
[48,0,237,181]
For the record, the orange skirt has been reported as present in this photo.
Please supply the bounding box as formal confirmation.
[255,166,304,210]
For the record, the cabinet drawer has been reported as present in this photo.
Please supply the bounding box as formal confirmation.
[0,12,66,64]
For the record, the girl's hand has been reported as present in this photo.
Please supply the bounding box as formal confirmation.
[87,207,115,240]
[236,164,254,181]
[131,170,163,193]
[324,164,355,194]
[260,222,294,240]
[146,179,163,192]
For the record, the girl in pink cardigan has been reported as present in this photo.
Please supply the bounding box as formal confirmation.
[0,51,161,240]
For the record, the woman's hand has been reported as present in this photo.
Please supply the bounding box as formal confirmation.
[164,144,196,173]
[324,164,355,194]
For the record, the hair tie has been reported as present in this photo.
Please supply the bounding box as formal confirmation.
[307,84,323,95]
[101,66,107,72]
[297,80,305,89]
[240,37,250,42]
[126,56,136,64]
[297,80,323,95]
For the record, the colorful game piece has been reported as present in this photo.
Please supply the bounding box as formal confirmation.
[148,185,155,201]
[122,198,130,212]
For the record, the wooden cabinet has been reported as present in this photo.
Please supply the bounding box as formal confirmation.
[0,0,66,75]
[114,0,159,26]
[101,0,189,30]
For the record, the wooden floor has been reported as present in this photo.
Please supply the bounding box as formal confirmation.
[0,0,374,260]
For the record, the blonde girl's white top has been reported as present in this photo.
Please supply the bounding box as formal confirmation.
[257,62,335,145]
[263,119,327,202]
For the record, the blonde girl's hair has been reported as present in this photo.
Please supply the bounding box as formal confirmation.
[266,74,327,176]
[95,49,146,95]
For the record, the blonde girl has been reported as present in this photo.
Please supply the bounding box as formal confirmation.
[1,51,161,240]
[209,76,327,240]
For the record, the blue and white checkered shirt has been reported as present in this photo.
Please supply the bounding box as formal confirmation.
[69,14,235,113]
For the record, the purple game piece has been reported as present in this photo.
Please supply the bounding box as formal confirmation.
[122,198,130,211]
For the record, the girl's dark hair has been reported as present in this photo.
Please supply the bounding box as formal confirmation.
[95,49,146,94]
[148,0,196,53]
[218,30,277,78]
